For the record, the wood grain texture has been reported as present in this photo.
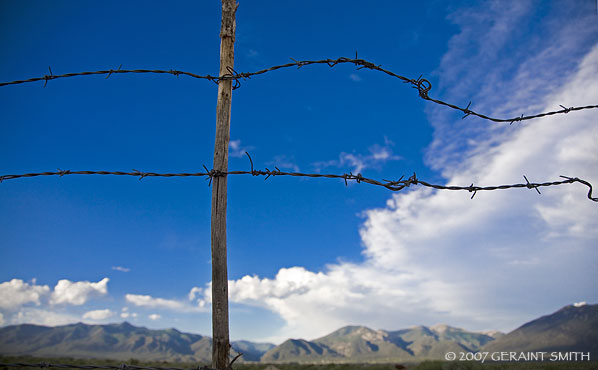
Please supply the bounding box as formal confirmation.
[211,1,237,369]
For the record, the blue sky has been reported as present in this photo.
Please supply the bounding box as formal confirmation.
[0,0,597,344]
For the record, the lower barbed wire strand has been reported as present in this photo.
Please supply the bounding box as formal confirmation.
[0,363,215,370]
[0,169,595,202]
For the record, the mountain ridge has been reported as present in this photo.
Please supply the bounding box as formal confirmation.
[260,324,495,363]
[0,322,272,363]
[482,303,598,355]
[1,303,596,363]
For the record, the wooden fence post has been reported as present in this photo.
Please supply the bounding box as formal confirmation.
[211,1,237,369]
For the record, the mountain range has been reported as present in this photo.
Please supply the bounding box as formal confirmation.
[0,322,272,362]
[260,324,499,363]
[0,303,596,363]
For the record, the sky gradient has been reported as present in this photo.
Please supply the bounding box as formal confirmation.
[1,0,597,344]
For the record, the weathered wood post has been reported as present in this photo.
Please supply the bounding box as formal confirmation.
[211,0,237,369]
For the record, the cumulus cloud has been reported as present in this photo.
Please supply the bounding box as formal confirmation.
[9,308,80,327]
[0,277,113,327]
[83,309,114,321]
[188,287,203,301]
[221,3,598,343]
[126,289,207,312]
[189,287,208,309]
[350,50,598,327]
[225,264,454,341]
[126,294,185,310]
[50,278,109,305]
[149,313,161,321]
[0,279,50,310]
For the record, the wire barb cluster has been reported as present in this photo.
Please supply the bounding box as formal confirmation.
[1,56,596,123]
[0,355,244,370]
[0,67,222,87]
[1,156,595,202]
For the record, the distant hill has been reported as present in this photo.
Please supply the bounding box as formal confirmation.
[260,338,342,363]
[261,324,496,363]
[1,304,596,363]
[0,322,273,363]
[230,340,276,362]
[482,303,598,357]
[262,304,597,363]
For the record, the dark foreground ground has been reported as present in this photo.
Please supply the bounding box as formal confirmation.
[0,356,595,370]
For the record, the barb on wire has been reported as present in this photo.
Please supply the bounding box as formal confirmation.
[468,183,477,199]
[0,170,212,182]
[228,353,242,369]
[245,152,256,175]
[1,166,595,202]
[1,57,596,123]
[0,362,216,370]
[252,56,597,122]
[523,175,541,194]
[105,64,122,79]
[43,66,53,87]
[0,68,221,87]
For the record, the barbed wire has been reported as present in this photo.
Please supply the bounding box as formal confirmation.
[1,154,595,202]
[0,363,216,370]
[0,354,243,370]
[1,57,596,123]
[0,66,219,88]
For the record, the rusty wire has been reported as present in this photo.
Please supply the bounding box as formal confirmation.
[0,354,243,370]
[1,57,596,123]
[0,66,221,87]
[1,155,595,202]
[0,363,216,370]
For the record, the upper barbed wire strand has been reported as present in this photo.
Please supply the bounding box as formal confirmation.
[1,57,596,123]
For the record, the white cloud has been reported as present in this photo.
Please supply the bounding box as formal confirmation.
[229,139,253,158]
[125,292,207,312]
[83,309,114,321]
[112,266,130,272]
[9,308,80,327]
[425,0,598,176]
[313,139,401,174]
[224,263,449,342]
[0,277,114,327]
[188,287,203,301]
[120,307,138,319]
[126,294,184,310]
[0,279,50,310]
[222,4,598,343]
[188,287,208,309]
[149,313,161,321]
[0,312,4,325]
[349,73,362,82]
[268,155,300,172]
[50,278,109,305]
